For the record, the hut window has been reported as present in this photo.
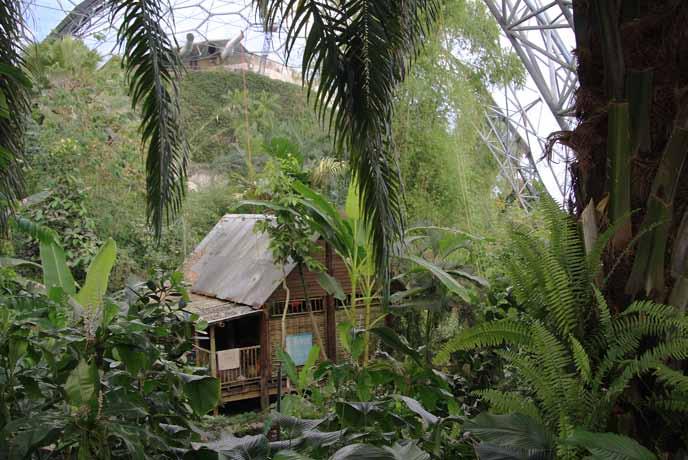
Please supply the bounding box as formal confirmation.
[270,297,325,317]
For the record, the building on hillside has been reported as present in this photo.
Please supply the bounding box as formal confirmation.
[183,214,382,408]
[179,33,300,85]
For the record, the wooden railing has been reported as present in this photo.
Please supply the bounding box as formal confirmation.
[194,345,261,385]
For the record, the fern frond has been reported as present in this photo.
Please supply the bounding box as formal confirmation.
[496,350,561,427]
[569,335,592,384]
[433,320,531,364]
[593,287,612,336]
[504,226,547,311]
[607,339,688,398]
[530,322,578,425]
[473,389,543,422]
[622,301,688,332]
[654,365,688,393]
[541,249,579,337]
[655,398,688,413]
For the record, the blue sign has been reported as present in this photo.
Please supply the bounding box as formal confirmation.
[286,333,313,366]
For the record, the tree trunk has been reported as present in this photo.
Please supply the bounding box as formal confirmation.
[561,0,688,450]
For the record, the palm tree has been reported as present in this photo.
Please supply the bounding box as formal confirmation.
[0,0,31,229]
[258,0,442,286]
[551,1,688,312]
[1,0,187,239]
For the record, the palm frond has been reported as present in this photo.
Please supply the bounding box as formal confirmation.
[111,0,189,237]
[260,0,441,283]
[0,0,31,230]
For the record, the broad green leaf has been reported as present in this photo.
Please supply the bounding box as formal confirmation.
[394,395,439,427]
[8,337,27,369]
[178,373,220,415]
[565,430,657,460]
[337,322,353,354]
[384,443,430,460]
[330,444,396,460]
[464,412,554,452]
[76,238,117,311]
[345,178,361,221]
[298,345,320,390]
[101,301,120,327]
[0,257,41,269]
[273,450,315,460]
[39,241,76,295]
[370,327,422,364]
[277,347,299,386]
[317,272,346,301]
[401,255,470,302]
[65,359,98,408]
[116,345,150,375]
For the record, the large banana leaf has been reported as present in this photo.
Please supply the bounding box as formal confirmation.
[39,240,76,296]
[75,238,117,311]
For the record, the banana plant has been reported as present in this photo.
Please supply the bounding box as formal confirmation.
[293,179,383,366]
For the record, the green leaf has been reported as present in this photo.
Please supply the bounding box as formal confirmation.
[394,395,439,427]
[8,337,27,369]
[39,241,76,295]
[565,430,657,460]
[273,450,315,460]
[116,345,150,375]
[401,255,471,302]
[75,238,117,311]
[370,327,422,364]
[464,412,554,452]
[317,272,346,301]
[345,178,361,221]
[178,373,220,415]
[298,345,320,390]
[65,359,99,408]
[330,444,396,460]
[277,347,299,386]
[0,257,41,269]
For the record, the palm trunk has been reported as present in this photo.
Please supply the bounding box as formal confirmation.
[564,0,688,449]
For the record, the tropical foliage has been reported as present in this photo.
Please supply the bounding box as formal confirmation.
[437,199,688,457]
[3,0,688,458]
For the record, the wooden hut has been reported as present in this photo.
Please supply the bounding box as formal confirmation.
[184,214,382,407]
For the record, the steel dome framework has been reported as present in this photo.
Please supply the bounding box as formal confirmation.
[32,0,577,207]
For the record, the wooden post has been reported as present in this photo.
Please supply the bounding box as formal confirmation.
[209,324,219,415]
[325,242,337,362]
[259,308,270,410]
[194,332,201,367]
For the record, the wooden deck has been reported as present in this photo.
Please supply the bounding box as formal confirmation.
[195,344,283,403]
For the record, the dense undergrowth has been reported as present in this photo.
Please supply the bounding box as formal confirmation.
[4,0,688,457]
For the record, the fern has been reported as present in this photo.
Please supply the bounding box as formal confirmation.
[434,320,531,364]
[570,335,592,384]
[443,199,688,455]
[473,389,543,422]
[654,365,688,393]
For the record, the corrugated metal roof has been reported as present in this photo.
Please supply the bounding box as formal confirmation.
[184,214,297,308]
[184,293,259,324]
